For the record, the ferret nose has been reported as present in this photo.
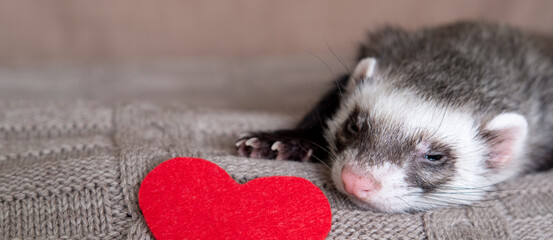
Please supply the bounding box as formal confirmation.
[341,166,381,199]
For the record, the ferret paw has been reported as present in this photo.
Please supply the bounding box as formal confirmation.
[235,132,314,162]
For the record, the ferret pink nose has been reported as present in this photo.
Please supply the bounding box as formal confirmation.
[341,166,381,199]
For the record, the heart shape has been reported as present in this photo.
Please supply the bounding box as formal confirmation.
[139,157,332,240]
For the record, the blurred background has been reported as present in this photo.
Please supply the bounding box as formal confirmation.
[1,0,552,115]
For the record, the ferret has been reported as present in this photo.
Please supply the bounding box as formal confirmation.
[235,21,553,213]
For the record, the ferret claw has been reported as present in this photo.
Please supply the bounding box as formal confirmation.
[271,141,283,151]
[245,137,260,148]
[235,139,246,147]
[234,132,316,162]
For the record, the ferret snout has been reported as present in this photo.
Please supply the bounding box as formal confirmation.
[341,166,382,199]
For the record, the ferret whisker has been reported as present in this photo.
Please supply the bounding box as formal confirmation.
[302,139,333,156]
[327,41,367,105]
[442,185,499,191]
[429,191,490,197]
[421,195,496,208]
[306,51,334,74]
[309,154,332,172]
[294,142,333,172]
[426,194,483,203]
[420,195,466,203]
[312,111,325,130]
[395,196,415,210]
[428,107,447,139]
[424,199,492,209]
[412,199,455,209]
[336,81,344,98]
[435,186,494,192]
[326,41,351,75]
[333,191,351,204]
[406,191,483,198]
[416,196,473,208]
[439,183,502,190]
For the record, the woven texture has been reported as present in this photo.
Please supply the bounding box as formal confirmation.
[1,101,553,239]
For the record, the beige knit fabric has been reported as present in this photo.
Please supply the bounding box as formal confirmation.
[1,101,553,239]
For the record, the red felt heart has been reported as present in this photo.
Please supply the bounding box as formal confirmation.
[139,157,332,240]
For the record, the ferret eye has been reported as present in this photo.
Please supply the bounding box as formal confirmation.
[347,121,360,134]
[424,154,444,162]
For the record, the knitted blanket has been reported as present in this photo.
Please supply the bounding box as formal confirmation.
[1,101,552,239]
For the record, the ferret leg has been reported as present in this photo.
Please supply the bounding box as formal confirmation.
[236,75,349,162]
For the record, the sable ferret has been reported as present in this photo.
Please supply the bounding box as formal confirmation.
[236,21,553,213]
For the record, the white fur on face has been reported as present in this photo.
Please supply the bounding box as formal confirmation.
[326,77,500,212]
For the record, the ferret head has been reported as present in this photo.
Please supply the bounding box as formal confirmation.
[326,58,528,213]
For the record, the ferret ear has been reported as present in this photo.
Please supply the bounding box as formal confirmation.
[351,57,378,84]
[484,113,528,169]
